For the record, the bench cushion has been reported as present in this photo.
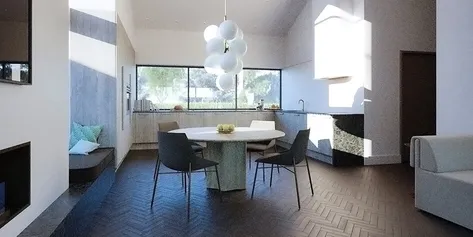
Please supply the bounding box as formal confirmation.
[69,148,114,183]
[437,170,473,185]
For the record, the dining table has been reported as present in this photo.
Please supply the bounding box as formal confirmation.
[170,127,285,191]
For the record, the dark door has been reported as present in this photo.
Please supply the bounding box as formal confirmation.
[400,51,436,163]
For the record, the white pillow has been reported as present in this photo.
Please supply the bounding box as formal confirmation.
[69,139,100,155]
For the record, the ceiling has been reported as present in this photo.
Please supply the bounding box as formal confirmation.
[131,0,308,36]
[0,0,28,22]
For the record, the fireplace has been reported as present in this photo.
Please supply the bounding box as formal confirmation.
[0,182,4,216]
[0,142,30,228]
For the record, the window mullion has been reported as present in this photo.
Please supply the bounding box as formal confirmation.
[187,67,190,110]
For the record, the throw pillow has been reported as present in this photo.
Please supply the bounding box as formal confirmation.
[69,140,100,155]
[69,122,103,148]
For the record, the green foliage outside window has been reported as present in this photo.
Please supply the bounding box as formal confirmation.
[137,66,280,110]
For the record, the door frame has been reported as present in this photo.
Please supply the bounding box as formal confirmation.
[399,50,436,163]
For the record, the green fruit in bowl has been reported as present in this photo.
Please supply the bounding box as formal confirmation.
[217,124,235,134]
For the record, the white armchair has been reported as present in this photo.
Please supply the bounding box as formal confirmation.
[410,135,473,230]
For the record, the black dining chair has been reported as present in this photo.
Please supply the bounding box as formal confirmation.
[250,129,314,209]
[151,131,222,220]
[155,121,207,185]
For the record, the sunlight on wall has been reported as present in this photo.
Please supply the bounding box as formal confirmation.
[307,114,333,156]
[69,32,117,77]
[314,5,357,80]
[314,5,367,110]
[69,0,116,23]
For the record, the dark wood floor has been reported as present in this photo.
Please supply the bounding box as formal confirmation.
[88,150,473,237]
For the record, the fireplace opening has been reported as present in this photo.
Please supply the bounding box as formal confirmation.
[0,182,5,217]
[0,142,30,229]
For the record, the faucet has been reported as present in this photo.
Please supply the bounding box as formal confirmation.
[298,99,305,112]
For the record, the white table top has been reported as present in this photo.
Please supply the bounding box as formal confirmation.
[169,127,285,142]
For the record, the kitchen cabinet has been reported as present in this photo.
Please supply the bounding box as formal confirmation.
[275,112,291,143]
[179,112,204,128]
[203,112,236,126]
[306,114,333,156]
[133,113,156,143]
[235,112,255,127]
[257,111,275,122]
[134,111,279,144]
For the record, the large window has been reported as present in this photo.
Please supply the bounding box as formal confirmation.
[237,69,281,109]
[137,66,281,110]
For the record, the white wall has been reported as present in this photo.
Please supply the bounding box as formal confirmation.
[116,0,135,47]
[282,0,366,114]
[135,29,285,69]
[116,16,136,168]
[437,0,473,135]
[0,0,70,236]
[364,0,436,164]
[0,21,28,61]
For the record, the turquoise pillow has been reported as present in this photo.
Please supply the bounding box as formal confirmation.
[69,122,103,149]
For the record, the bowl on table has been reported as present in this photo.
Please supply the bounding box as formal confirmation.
[217,124,235,134]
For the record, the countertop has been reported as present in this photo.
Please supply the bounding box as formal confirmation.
[133,109,275,113]
[133,109,363,115]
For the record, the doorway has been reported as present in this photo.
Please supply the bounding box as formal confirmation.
[400,51,436,163]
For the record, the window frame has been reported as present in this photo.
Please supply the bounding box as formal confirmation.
[136,64,282,111]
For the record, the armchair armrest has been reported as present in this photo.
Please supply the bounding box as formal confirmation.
[410,135,473,172]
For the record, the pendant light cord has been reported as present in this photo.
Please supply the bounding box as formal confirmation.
[223,0,229,53]
[224,0,227,21]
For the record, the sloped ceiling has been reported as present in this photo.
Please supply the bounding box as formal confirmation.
[132,0,308,36]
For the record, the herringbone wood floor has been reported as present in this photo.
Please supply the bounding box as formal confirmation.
[88,150,472,237]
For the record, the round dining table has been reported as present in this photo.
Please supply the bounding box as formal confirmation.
[170,127,285,191]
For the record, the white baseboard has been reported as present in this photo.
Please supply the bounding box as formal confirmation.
[364,155,401,165]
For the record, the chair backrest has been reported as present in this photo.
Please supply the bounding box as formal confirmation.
[158,131,195,171]
[290,129,311,164]
[250,120,275,130]
[158,121,180,132]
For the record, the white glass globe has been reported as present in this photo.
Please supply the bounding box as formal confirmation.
[206,37,225,55]
[231,59,243,74]
[204,25,219,42]
[235,28,244,40]
[216,73,235,91]
[220,52,238,73]
[219,20,238,41]
[229,38,248,57]
[204,54,224,75]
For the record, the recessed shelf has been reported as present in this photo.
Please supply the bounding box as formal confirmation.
[0,79,32,86]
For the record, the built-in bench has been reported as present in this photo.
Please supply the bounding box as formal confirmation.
[69,148,115,183]
[19,148,115,237]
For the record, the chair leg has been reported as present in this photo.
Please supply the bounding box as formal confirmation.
[154,154,160,180]
[262,151,265,182]
[184,172,187,193]
[151,159,161,208]
[181,172,184,188]
[248,152,252,169]
[270,164,274,187]
[274,146,280,174]
[251,162,259,199]
[215,165,223,202]
[293,162,301,210]
[187,164,192,221]
[305,156,314,196]
[202,151,207,177]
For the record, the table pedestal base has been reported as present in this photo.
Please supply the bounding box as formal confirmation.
[205,142,246,191]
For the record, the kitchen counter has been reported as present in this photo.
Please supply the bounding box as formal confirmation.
[133,109,362,115]
[133,110,274,113]
[278,110,363,115]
